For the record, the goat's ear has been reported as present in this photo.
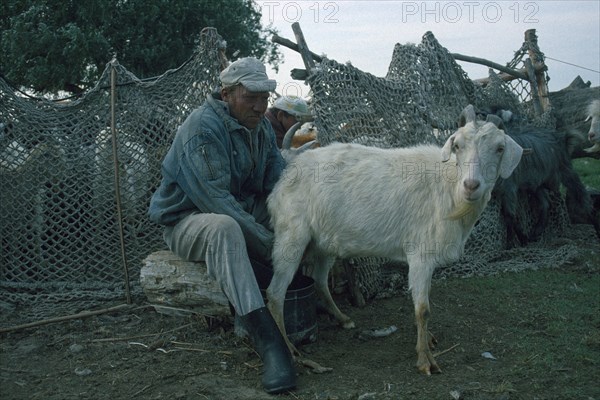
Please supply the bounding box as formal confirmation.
[485,114,505,130]
[441,134,455,162]
[458,105,477,127]
[499,135,524,179]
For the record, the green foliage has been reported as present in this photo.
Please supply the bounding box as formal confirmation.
[0,0,281,94]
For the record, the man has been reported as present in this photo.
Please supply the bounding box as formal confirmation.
[265,95,312,148]
[148,57,296,394]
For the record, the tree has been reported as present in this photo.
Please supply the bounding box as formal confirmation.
[0,0,282,95]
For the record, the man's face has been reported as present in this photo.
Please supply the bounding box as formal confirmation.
[222,85,270,129]
[277,110,298,131]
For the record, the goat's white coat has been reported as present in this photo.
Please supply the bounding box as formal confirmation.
[585,99,600,153]
[266,109,523,374]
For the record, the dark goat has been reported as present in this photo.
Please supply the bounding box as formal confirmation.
[492,122,600,245]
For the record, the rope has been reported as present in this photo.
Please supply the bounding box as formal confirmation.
[544,56,600,74]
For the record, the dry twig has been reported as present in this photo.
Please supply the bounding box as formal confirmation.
[434,343,460,358]
[90,323,195,343]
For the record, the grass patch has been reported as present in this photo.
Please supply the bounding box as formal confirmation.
[573,157,600,190]
[434,265,600,399]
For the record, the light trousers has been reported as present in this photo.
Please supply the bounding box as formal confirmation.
[163,212,267,316]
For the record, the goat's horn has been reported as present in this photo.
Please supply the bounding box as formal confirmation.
[295,140,317,152]
[282,121,302,150]
[584,143,600,153]
[458,105,477,127]
[485,114,505,130]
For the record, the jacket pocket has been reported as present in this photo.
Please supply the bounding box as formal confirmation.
[200,144,216,180]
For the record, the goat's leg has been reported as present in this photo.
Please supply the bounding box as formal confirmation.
[563,168,600,240]
[307,254,355,329]
[409,260,441,375]
[266,236,306,357]
[266,268,300,357]
[501,188,528,246]
[530,188,550,241]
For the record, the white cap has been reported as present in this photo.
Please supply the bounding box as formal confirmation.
[273,96,312,119]
[219,57,276,92]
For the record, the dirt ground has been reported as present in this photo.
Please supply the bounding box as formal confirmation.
[1,226,599,400]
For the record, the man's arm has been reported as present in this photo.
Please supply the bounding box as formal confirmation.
[179,131,275,261]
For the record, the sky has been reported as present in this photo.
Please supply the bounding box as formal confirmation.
[256,0,600,99]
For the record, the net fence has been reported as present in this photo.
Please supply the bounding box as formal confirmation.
[1,28,225,323]
[0,29,589,325]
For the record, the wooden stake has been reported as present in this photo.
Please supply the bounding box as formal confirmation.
[524,29,551,113]
[110,61,132,305]
[0,304,131,334]
[291,23,316,72]
[524,58,543,116]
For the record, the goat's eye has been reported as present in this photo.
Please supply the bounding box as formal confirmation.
[453,143,460,152]
[497,146,505,154]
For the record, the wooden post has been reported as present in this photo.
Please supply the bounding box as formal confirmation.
[524,58,543,116]
[291,23,316,72]
[451,53,527,81]
[524,29,551,114]
[272,34,323,63]
[110,60,132,305]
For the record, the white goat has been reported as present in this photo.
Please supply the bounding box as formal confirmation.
[266,105,523,375]
[584,99,600,153]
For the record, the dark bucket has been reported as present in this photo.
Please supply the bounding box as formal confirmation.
[251,260,318,345]
[280,274,318,345]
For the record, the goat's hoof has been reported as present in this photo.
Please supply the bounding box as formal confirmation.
[417,364,432,375]
[341,320,356,329]
[289,344,301,358]
[417,351,442,375]
[417,362,442,375]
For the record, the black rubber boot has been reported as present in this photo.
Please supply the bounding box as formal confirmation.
[240,307,296,394]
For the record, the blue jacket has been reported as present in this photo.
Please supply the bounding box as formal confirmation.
[148,94,286,260]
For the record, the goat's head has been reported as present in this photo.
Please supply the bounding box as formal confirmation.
[442,105,523,218]
[280,121,317,161]
[585,100,600,145]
